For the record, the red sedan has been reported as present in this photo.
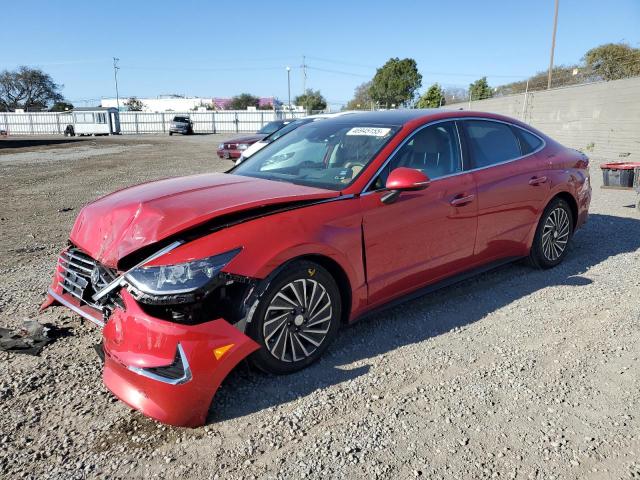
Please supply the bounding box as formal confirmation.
[216,120,293,159]
[42,110,591,427]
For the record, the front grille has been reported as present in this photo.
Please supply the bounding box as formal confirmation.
[57,248,118,310]
[224,143,237,150]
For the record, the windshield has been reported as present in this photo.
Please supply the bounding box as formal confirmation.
[257,121,285,135]
[264,118,314,143]
[233,121,399,190]
[173,116,189,123]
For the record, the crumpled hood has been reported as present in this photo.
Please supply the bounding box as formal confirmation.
[70,173,338,267]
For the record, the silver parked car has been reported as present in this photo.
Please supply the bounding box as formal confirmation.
[169,115,194,135]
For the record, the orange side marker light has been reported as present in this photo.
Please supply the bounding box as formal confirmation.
[213,344,235,360]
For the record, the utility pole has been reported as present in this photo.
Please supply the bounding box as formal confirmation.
[301,55,307,95]
[113,57,121,111]
[547,0,559,89]
[286,66,291,112]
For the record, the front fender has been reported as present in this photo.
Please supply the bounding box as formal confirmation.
[147,199,368,318]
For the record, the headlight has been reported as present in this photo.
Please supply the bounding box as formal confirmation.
[125,248,240,296]
[237,143,249,151]
[218,143,225,150]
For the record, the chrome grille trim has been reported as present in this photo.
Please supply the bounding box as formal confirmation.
[48,288,104,328]
[57,247,117,310]
[58,257,93,274]
[61,274,88,291]
[62,250,94,263]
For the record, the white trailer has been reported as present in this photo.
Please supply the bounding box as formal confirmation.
[65,107,121,136]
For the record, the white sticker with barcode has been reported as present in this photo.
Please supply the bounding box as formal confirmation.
[346,127,391,137]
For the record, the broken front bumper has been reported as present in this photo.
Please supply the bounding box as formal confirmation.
[42,286,259,427]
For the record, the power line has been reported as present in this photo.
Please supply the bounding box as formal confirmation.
[304,55,378,70]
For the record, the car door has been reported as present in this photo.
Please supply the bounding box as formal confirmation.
[461,119,550,261]
[360,120,478,307]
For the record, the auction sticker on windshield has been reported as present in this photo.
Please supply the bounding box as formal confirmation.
[346,127,391,137]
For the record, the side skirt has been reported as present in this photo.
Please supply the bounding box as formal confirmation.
[352,256,523,323]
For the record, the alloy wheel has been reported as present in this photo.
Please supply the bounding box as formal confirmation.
[542,207,571,261]
[263,278,333,363]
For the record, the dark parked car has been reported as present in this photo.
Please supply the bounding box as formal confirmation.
[169,116,194,135]
[216,119,293,159]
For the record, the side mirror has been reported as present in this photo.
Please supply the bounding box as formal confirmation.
[381,167,430,204]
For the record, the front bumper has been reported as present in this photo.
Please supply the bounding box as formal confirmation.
[216,149,242,159]
[42,279,259,427]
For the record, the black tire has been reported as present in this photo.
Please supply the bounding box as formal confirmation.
[169,131,173,136]
[246,260,341,374]
[528,197,574,269]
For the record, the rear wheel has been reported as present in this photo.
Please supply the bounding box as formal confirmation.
[246,260,341,374]
[528,197,574,269]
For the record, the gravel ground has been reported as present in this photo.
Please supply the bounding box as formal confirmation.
[0,134,639,479]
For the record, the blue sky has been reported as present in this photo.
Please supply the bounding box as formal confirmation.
[2,0,639,109]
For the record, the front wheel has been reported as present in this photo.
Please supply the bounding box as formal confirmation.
[246,260,341,374]
[528,197,574,269]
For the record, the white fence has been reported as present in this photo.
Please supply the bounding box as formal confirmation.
[0,110,308,136]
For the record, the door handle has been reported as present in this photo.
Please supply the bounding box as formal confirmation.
[450,193,475,207]
[529,176,548,186]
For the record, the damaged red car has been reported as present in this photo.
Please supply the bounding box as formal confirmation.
[42,110,591,427]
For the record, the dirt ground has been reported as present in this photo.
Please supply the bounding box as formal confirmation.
[0,134,639,479]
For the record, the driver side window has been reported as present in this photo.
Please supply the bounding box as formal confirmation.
[372,121,462,189]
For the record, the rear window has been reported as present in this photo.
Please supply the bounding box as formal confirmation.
[464,120,521,168]
[258,121,284,135]
[266,119,313,142]
[517,129,544,155]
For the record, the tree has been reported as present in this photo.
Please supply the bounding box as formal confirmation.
[228,93,260,110]
[369,57,422,108]
[294,89,327,112]
[50,101,74,112]
[583,43,640,81]
[0,66,64,111]
[469,77,493,101]
[345,81,373,110]
[125,97,145,111]
[416,83,445,108]
[258,102,274,110]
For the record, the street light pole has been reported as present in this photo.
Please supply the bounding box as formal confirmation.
[286,66,291,112]
[113,57,120,111]
[547,0,559,89]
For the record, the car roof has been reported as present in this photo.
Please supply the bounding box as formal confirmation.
[316,109,443,125]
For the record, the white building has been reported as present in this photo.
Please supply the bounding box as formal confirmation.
[101,95,305,112]
[101,96,213,112]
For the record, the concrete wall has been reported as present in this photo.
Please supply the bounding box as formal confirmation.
[446,76,640,162]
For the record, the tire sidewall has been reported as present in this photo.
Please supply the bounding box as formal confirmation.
[530,198,574,268]
[246,260,341,375]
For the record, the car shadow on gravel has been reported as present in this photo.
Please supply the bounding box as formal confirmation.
[209,213,640,423]
[0,138,85,149]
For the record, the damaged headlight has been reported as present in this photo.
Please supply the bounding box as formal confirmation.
[124,248,241,296]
